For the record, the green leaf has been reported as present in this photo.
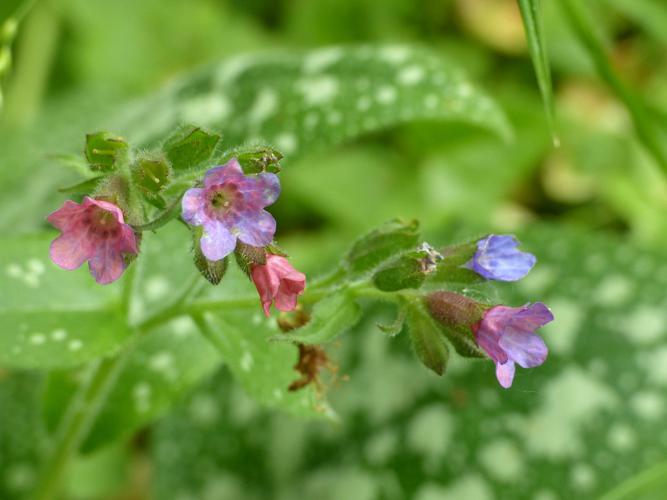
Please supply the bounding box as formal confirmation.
[162,124,221,171]
[518,0,557,143]
[119,45,511,165]
[0,235,130,369]
[194,311,333,418]
[274,291,361,345]
[406,299,449,375]
[345,218,420,275]
[58,176,104,194]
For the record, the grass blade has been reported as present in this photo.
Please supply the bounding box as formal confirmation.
[518,0,558,146]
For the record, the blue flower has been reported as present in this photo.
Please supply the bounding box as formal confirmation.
[467,234,536,281]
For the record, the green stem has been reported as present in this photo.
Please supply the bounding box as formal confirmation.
[560,0,667,174]
[30,355,125,500]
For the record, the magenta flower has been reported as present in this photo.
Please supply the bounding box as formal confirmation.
[182,159,280,261]
[467,234,536,281]
[250,254,306,316]
[472,303,554,388]
[47,197,138,284]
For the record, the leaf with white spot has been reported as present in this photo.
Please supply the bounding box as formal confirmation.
[116,44,510,186]
[0,235,131,369]
[150,225,667,500]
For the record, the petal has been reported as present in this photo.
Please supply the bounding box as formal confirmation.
[49,233,94,270]
[474,322,508,364]
[237,173,281,209]
[118,224,139,255]
[472,234,536,281]
[274,288,300,312]
[512,302,555,331]
[200,220,236,261]
[88,240,126,284]
[496,361,516,389]
[235,210,276,247]
[83,197,125,224]
[499,330,548,368]
[204,158,244,189]
[47,200,87,232]
[251,265,275,317]
[181,188,206,225]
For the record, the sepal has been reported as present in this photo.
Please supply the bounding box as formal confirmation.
[84,132,129,173]
[192,227,228,285]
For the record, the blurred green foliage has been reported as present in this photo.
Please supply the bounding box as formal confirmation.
[0,0,666,499]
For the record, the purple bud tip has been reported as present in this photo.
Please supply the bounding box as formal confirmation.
[182,158,281,261]
[468,234,536,282]
[473,302,554,388]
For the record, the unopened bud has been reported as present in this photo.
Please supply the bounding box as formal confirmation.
[85,132,129,173]
[426,291,486,358]
[131,154,172,209]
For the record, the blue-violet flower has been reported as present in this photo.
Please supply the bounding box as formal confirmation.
[182,158,280,261]
[467,234,536,281]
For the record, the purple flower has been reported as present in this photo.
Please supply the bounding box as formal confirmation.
[47,197,138,284]
[473,303,554,388]
[467,234,536,281]
[182,158,280,261]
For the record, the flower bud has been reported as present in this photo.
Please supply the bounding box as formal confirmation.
[192,227,228,285]
[85,132,129,173]
[425,291,487,358]
[131,154,172,196]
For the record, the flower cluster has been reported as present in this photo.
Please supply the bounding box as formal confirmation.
[45,132,553,391]
[47,158,306,316]
[427,235,553,388]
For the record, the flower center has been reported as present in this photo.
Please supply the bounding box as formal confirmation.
[205,183,241,219]
[83,207,120,239]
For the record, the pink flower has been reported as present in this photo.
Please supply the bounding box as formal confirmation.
[47,197,138,284]
[250,254,306,317]
[472,303,554,389]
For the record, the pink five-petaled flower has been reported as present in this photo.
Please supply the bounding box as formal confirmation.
[472,303,554,389]
[250,254,306,317]
[182,158,280,261]
[47,197,138,284]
